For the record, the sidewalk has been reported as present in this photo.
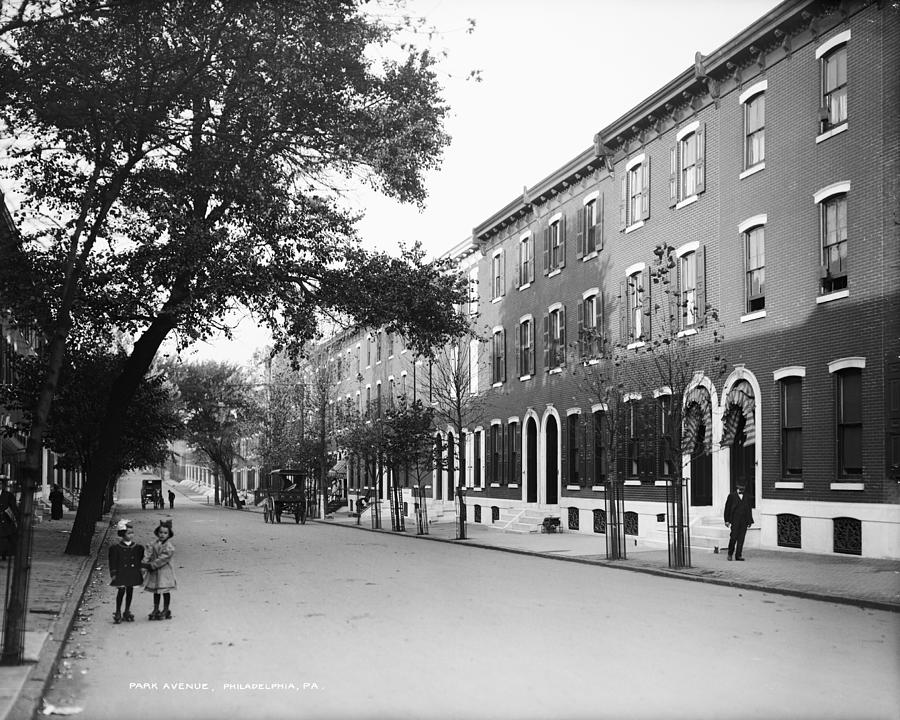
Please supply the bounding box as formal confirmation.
[317,504,900,612]
[0,511,112,720]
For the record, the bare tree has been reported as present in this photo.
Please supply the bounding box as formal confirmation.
[420,337,486,539]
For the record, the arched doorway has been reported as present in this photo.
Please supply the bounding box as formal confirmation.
[690,419,713,506]
[721,380,757,509]
[729,415,756,508]
[526,418,538,503]
[684,386,713,507]
[545,415,558,505]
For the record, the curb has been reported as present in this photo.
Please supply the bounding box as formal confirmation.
[8,514,115,720]
[314,519,900,615]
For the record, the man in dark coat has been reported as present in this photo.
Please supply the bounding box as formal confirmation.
[49,484,65,520]
[168,490,175,509]
[724,484,753,561]
[0,478,18,560]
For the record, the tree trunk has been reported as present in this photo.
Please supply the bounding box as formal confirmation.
[221,466,243,509]
[65,312,177,555]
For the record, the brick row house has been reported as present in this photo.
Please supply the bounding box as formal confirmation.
[0,194,78,504]
[320,0,899,559]
[460,0,899,559]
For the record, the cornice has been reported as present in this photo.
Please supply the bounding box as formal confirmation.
[470,0,866,243]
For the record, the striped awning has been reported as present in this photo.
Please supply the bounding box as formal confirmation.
[720,382,756,447]
[683,386,712,456]
[328,458,348,477]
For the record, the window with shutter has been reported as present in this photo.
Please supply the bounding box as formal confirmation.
[567,414,580,485]
[547,216,565,272]
[671,123,705,204]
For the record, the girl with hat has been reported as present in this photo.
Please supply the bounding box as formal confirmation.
[142,519,176,620]
[108,519,144,623]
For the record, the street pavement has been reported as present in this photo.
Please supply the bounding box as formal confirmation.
[1,475,898,720]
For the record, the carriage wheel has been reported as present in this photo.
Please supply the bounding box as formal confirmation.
[263,507,270,523]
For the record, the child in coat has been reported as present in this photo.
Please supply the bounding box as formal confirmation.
[143,519,176,620]
[108,519,144,623]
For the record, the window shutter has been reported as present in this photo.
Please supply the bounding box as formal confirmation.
[543,313,550,371]
[644,400,657,480]
[529,320,536,376]
[528,237,535,283]
[669,146,678,207]
[596,293,604,355]
[486,430,493,485]
[515,423,522,485]
[695,124,706,195]
[672,254,682,324]
[517,244,524,288]
[515,322,522,377]
[501,424,507,485]
[559,214,567,269]
[615,413,627,481]
[561,417,569,485]
[501,329,506,382]
[641,157,651,221]
[619,174,627,230]
[576,205,585,259]
[643,266,652,339]
[619,281,627,343]
[582,418,592,487]
[696,245,707,323]
[598,194,605,251]
[577,300,585,360]
[500,249,506,296]
[559,304,567,362]
[543,227,550,275]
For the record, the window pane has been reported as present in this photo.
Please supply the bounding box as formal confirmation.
[839,370,862,423]
[784,429,802,475]
[783,378,802,427]
[840,425,862,473]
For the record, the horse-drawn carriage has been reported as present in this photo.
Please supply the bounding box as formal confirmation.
[141,479,164,510]
[260,469,314,524]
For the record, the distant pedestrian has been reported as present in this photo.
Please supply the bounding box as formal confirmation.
[108,519,144,623]
[724,484,754,561]
[49,484,65,520]
[0,478,18,561]
[168,490,175,509]
[143,519,176,620]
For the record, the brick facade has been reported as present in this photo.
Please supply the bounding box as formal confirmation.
[321,1,899,558]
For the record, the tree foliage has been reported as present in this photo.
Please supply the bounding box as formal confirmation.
[0,345,180,480]
[0,0,471,552]
[167,359,262,509]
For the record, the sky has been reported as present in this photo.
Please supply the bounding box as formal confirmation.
[172,0,783,363]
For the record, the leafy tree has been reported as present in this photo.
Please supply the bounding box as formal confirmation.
[255,352,305,485]
[0,345,180,513]
[168,360,262,510]
[0,0,470,554]
[381,396,437,532]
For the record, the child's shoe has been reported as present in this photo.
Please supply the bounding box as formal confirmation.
[123,611,134,622]
[113,611,122,624]
[148,610,161,621]
[162,610,172,620]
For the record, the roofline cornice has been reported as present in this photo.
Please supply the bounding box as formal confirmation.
[472,0,853,243]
